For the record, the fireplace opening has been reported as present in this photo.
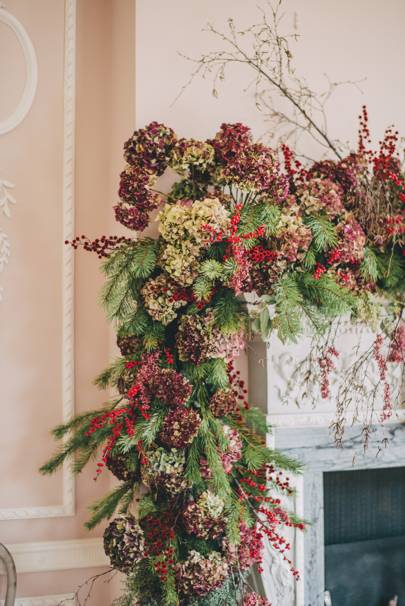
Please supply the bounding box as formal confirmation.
[323,466,405,606]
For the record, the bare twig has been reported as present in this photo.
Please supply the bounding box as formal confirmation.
[178,1,363,159]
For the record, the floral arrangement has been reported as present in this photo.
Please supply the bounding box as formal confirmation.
[40,112,404,605]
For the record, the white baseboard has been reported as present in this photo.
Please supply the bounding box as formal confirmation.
[1,538,108,574]
[5,594,75,606]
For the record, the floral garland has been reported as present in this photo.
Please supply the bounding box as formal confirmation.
[42,115,404,606]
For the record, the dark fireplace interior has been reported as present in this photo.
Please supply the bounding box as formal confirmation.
[324,466,405,606]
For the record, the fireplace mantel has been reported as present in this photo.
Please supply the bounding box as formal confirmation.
[248,335,405,606]
[265,423,405,606]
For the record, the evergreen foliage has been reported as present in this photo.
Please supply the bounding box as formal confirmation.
[304,215,338,251]
[41,113,405,606]
[85,482,133,530]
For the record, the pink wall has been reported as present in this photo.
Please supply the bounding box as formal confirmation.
[0,0,134,601]
[2,0,404,602]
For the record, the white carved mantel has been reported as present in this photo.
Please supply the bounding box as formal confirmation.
[248,325,405,606]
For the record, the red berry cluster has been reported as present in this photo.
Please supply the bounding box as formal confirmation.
[248,245,278,265]
[142,512,175,556]
[153,546,176,583]
[66,235,132,258]
[318,346,339,399]
[313,262,327,280]
[227,361,249,409]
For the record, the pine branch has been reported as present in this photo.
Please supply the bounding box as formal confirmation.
[207,359,229,389]
[238,202,281,238]
[242,440,301,474]
[199,417,231,497]
[193,276,214,301]
[100,239,157,322]
[85,482,133,530]
[360,246,379,282]
[130,238,159,279]
[200,259,223,280]
[118,411,165,452]
[305,215,338,252]
[239,406,269,437]
[72,444,99,474]
[138,494,158,520]
[185,436,204,487]
[224,498,242,545]
[94,358,127,389]
[212,289,245,334]
[298,272,355,316]
[273,273,303,342]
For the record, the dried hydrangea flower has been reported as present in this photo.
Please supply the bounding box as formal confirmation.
[106,450,139,483]
[208,327,246,362]
[209,389,238,417]
[159,241,201,286]
[336,213,366,263]
[176,313,213,364]
[103,514,145,573]
[159,407,201,449]
[114,202,151,232]
[177,310,245,364]
[134,355,192,407]
[124,122,176,176]
[141,447,188,496]
[116,334,143,356]
[176,550,229,597]
[170,138,215,175]
[158,197,229,245]
[211,122,288,198]
[141,273,189,325]
[221,425,242,473]
[299,177,345,218]
[158,197,229,285]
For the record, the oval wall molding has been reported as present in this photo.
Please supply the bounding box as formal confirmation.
[0,5,38,135]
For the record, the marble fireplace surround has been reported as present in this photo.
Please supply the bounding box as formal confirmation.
[269,422,405,606]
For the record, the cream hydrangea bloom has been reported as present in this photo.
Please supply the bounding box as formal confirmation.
[158,198,230,284]
[198,490,224,519]
[159,241,201,286]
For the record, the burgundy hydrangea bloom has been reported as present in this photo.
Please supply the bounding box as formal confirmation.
[299,177,346,218]
[210,123,288,198]
[210,122,252,162]
[134,354,192,407]
[308,156,360,195]
[336,214,366,264]
[124,121,176,176]
[182,500,225,540]
[176,551,229,597]
[114,203,150,232]
[209,389,238,417]
[118,166,156,204]
[176,314,211,365]
[159,407,201,449]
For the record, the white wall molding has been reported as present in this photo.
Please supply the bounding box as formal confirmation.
[0,539,108,575]
[0,0,77,520]
[0,5,38,135]
[1,594,74,606]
